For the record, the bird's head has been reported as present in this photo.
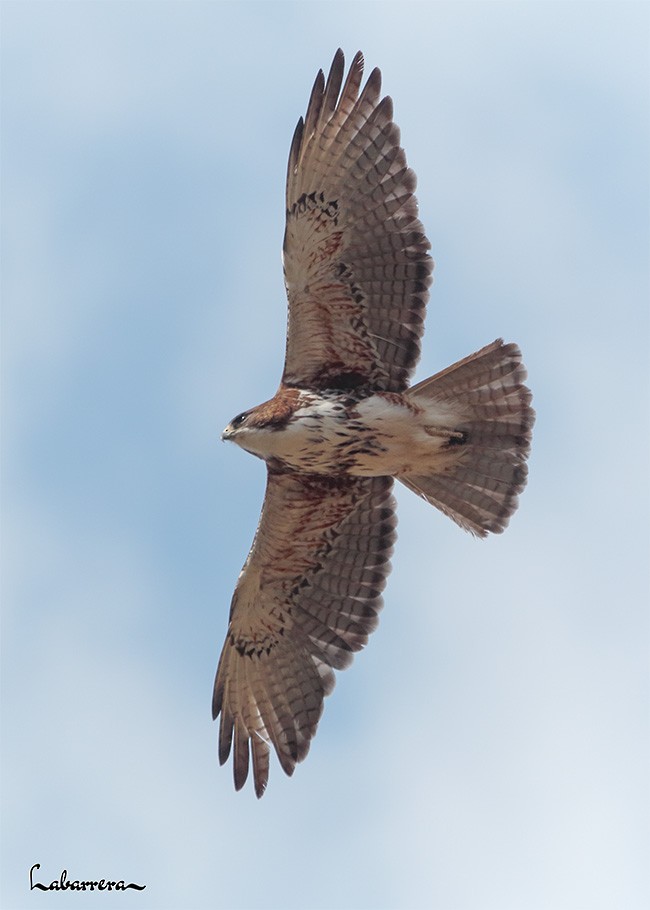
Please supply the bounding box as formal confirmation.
[221,409,250,442]
[221,408,263,449]
[221,389,305,459]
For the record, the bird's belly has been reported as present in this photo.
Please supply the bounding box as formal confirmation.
[264,393,454,477]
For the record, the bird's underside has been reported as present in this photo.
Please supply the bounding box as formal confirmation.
[214,50,535,797]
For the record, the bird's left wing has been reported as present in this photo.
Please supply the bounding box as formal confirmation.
[281,49,433,393]
[212,468,396,797]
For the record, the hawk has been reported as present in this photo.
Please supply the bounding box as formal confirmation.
[213,49,534,797]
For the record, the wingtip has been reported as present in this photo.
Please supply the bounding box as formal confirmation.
[218,739,231,767]
[367,65,382,93]
[312,67,325,95]
[211,688,221,721]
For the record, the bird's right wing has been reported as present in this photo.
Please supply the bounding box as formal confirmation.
[213,468,396,797]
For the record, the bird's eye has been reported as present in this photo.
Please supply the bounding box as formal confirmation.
[231,412,248,428]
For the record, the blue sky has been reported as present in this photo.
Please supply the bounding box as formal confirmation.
[2,2,648,908]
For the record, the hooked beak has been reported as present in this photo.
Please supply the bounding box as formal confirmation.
[221,425,233,442]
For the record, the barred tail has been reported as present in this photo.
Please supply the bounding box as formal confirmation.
[401,339,535,537]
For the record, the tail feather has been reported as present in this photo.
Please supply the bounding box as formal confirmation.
[401,339,534,537]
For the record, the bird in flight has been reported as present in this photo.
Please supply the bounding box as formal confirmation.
[214,49,534,797]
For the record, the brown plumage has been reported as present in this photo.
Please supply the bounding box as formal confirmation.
[214,50,535,797]
[282,49,430,393]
